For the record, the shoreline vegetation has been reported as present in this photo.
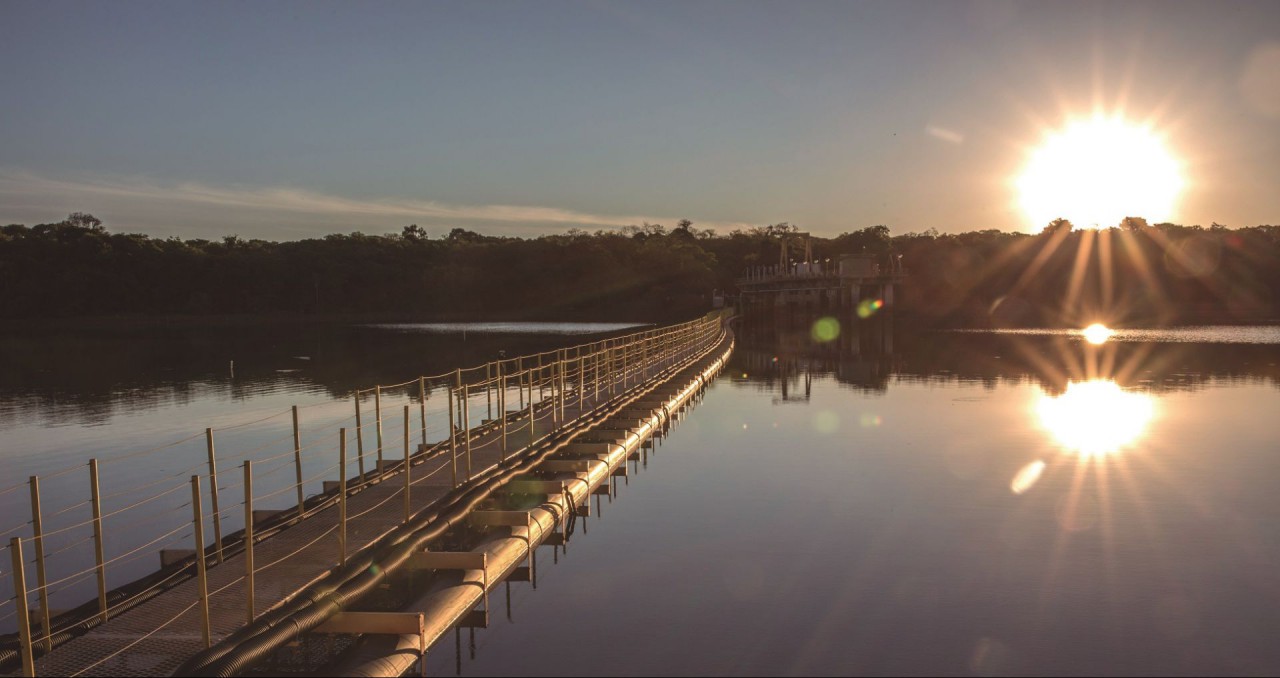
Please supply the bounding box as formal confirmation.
[3,214,1278,328]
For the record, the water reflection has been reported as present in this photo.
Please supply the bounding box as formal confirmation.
[732,316,1280,397]
[0,323,636,429]
[735,315,898,395]
[1036,380,1155,457]
[4,318,1275,430]
[403,315,1280,676]
[3,315,1270,673]
[1082,323,1114,344]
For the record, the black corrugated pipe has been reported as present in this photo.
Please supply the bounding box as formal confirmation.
[171,392,577,675]
[179,362,701,676]
[174,327,727,677]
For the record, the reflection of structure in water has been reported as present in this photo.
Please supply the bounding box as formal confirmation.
[896,330,1280,395]
[734,315,898,395]
[0,325,626,427]
[733,317,1280,397]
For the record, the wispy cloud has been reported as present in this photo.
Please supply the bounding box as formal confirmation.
[926,124,965,145]
[0,170,747,238]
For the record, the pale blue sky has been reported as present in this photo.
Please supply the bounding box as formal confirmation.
[2,1,1277,239]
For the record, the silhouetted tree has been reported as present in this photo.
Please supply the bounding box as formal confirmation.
[66,212,104,232]
[0,213,1276,326]
[1120,216,1149,232]
[1043,218,1074,236]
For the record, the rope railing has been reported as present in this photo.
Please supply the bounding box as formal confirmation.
[101,459,211,503]
[26,559,99,598]
[212,429,298,467]
[98,521,192,572]
[0,519,32,540]
[38,533,96,562]
[215,408,293,431]
[0,314,726,675]
[251,455,305,484]
[40,463,89,481]
[44,496,92,521]
[251,522,338,576]
[32,557,194,650]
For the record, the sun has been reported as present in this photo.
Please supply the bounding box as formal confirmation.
[1017,115,1184,230]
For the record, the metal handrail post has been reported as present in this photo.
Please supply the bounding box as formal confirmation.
[462,384,472,481]
[338,429,348,566]
[447,387,458,487]
[190,475,211,649]
[204,429,223,564]
[499,362,507,458]
[244,460,255,624]
[292,406,304,519]
[403,406,412,523]
[374,385,384,470]
[10,538,34,677]
[354,391,365,474]
[89,459,108,623]
[27,477,50,653]
[419,377,428,446]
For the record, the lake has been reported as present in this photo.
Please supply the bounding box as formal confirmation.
[0,320,648,630]
[3,317,1279,675]
[425,316,1280,676]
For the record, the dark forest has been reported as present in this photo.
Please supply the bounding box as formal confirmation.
[3,213,1277,327]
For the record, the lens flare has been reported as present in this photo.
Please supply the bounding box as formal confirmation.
[1082,323,1114,345]
[856,299,884,319]
[1010,459,1046,495]
[812,409,840,434]
[811,317,841,342]
[1037,380,1154,457]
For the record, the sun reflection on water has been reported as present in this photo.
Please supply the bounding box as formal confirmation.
[1082,323,1114,345]
[1037,380,1154,457]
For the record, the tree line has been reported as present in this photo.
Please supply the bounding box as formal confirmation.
[2,213,1277,326]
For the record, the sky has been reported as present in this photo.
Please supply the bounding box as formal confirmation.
[2,1,1278,240]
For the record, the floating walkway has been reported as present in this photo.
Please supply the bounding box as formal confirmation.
[3,314,730,677]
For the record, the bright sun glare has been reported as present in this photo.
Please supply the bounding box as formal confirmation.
[1082,323,1114,345]
[1037,380,1154,458]
[1017,116,1183,230]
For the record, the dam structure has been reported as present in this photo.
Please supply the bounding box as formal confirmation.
[2,314,733,677]
[734,234,906,314]
[737,252,906,313]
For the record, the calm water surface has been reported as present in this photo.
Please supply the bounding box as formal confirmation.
[3,318,1279,676]
[426,317,1280,676]
[0,321,646,626]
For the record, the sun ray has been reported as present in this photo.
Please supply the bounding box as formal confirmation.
[1138,226,1239,310]
[1009,225,1073,299]
[1065,228,1096,325]
[1037,457,1092,613]
[1116,228,1172,320]
[1099,228,1116,313]
[1093,454,1124,633]
[1005,333,1077,393]
[1098,331,1118,386]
